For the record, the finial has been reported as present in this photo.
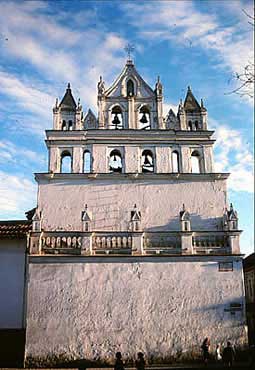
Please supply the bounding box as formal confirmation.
[67,82,71,89]
[180,99,183,105]
[188,85,191,91]
[134,204,137,209]
[182,203,185,211]
[78,98,80,107]
[201,98,204,108]
[230,203,233,211]
[55,98,58,107]
[99,75,102,82]
[157,75,160,83]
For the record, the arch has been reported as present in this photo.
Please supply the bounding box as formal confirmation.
[127,79,135,96]
[60,151,72,173]
[139,105,151,130]
[141,149,154,173]
[188,121,192,131]
[172,150,180,173]
[194,120,199,130]
[62,120,67,130]
[111,105,123,129]
[83,150,91,173]
[109,149,123,173]
[191,150,202,173]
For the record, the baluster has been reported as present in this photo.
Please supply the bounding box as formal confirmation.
[67,236,72,248]
[107,237,112,248]
[112,236,117,248]
[56,237,61,248]
[72,236,77,248]
[117,236,122,248]
[128,236,132,247]
[62,237,67,247]
[122,236,127,248]
[51,237,56,248]
[46,237,51,247]
[101,237,106,248]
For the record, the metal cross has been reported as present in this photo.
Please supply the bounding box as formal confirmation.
[124,43,135,60]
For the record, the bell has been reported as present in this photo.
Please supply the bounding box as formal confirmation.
[112,113,121,126]
[144,155,151,166]
[113,155,117,162]
[140,113,148,124]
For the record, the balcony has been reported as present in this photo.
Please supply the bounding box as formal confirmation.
[29,230,240,256]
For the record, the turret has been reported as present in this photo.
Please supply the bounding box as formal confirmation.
[183,86,207,130]
[179,204,191,231]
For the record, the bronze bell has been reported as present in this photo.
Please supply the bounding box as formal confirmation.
[112,113,121,126]
[140,113,148,124]
[144,154,151,166]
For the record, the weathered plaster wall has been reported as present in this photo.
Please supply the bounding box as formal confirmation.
[25,256,247,366]
[38,178,227,231]
[0,239,26,328]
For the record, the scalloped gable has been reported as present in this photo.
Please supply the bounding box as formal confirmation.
[105,60,155,98]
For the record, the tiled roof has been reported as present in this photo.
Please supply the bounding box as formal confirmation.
[243,253,255,269]
[59,83,77,111]
[0,220,31,238]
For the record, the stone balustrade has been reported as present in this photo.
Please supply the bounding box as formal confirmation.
[28,230,240,256]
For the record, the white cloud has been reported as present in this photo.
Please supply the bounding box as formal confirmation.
[0,171,37,219]
[212,122,254,193]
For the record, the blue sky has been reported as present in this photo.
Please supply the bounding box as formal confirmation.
[0,0,253,255]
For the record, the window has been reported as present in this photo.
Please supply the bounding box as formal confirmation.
[218,262,233,271]
[127,79,135,96]
[194,121,199,130]
[139,106,150,130]
[83,151,91,173]
[172,151,179,173]
[109,149,123,173]
[61,151,72,173]
[191,151,201,173]
[142,150,154,173]
[111,106,123,129]
[62,120,67,130]
[188,121,192,131]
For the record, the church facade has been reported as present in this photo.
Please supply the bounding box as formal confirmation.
[24,59,247,366]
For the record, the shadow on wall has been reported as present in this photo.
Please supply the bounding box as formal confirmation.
[145,214,223,232]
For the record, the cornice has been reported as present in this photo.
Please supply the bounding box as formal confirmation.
[45,129,215,147]
[35,172,230,182]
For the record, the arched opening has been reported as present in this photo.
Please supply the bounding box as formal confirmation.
[61,151,72,173]
[194,121,199,130]
[127,79,135,96]
[83,150,91,173]
[109,149,123,173]
[172,151,180,173]
[142,150,154,173]
[191,151,201,173]
[111,106,123,129]
[139,106,150,130]
[62,120,67,130]
[68,120,73,130]
[188,121,192,131]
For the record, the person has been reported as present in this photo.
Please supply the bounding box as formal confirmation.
[201,337,210,364]
[222,341,235,367]
[135,352,145,370]
[215,343,222,361]
[114,352,125,370]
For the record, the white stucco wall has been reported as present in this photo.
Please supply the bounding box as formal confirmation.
[0,239,26,328]
[25,256,247,366]
[38,178,227,231]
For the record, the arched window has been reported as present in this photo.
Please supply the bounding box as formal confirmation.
[139,106,150,130]
[61,151,72,173]
[62,120,67,130]
[142,150,154,173]
[127,79,135,96]
[188,121,192,131]
[172,151,179,173]
[191,151,201,173]
[109,149,123,173]
[83,151,91,173]
[68,120,73,130]
[111,106,123,129]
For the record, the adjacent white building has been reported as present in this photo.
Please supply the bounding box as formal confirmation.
[24,58,247,366]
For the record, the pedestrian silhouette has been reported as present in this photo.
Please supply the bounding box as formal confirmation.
[215,343,222,361]
[135,352,145,370]
[114,352,125,370]
[222,341,235,367]
[201,337,210,364]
